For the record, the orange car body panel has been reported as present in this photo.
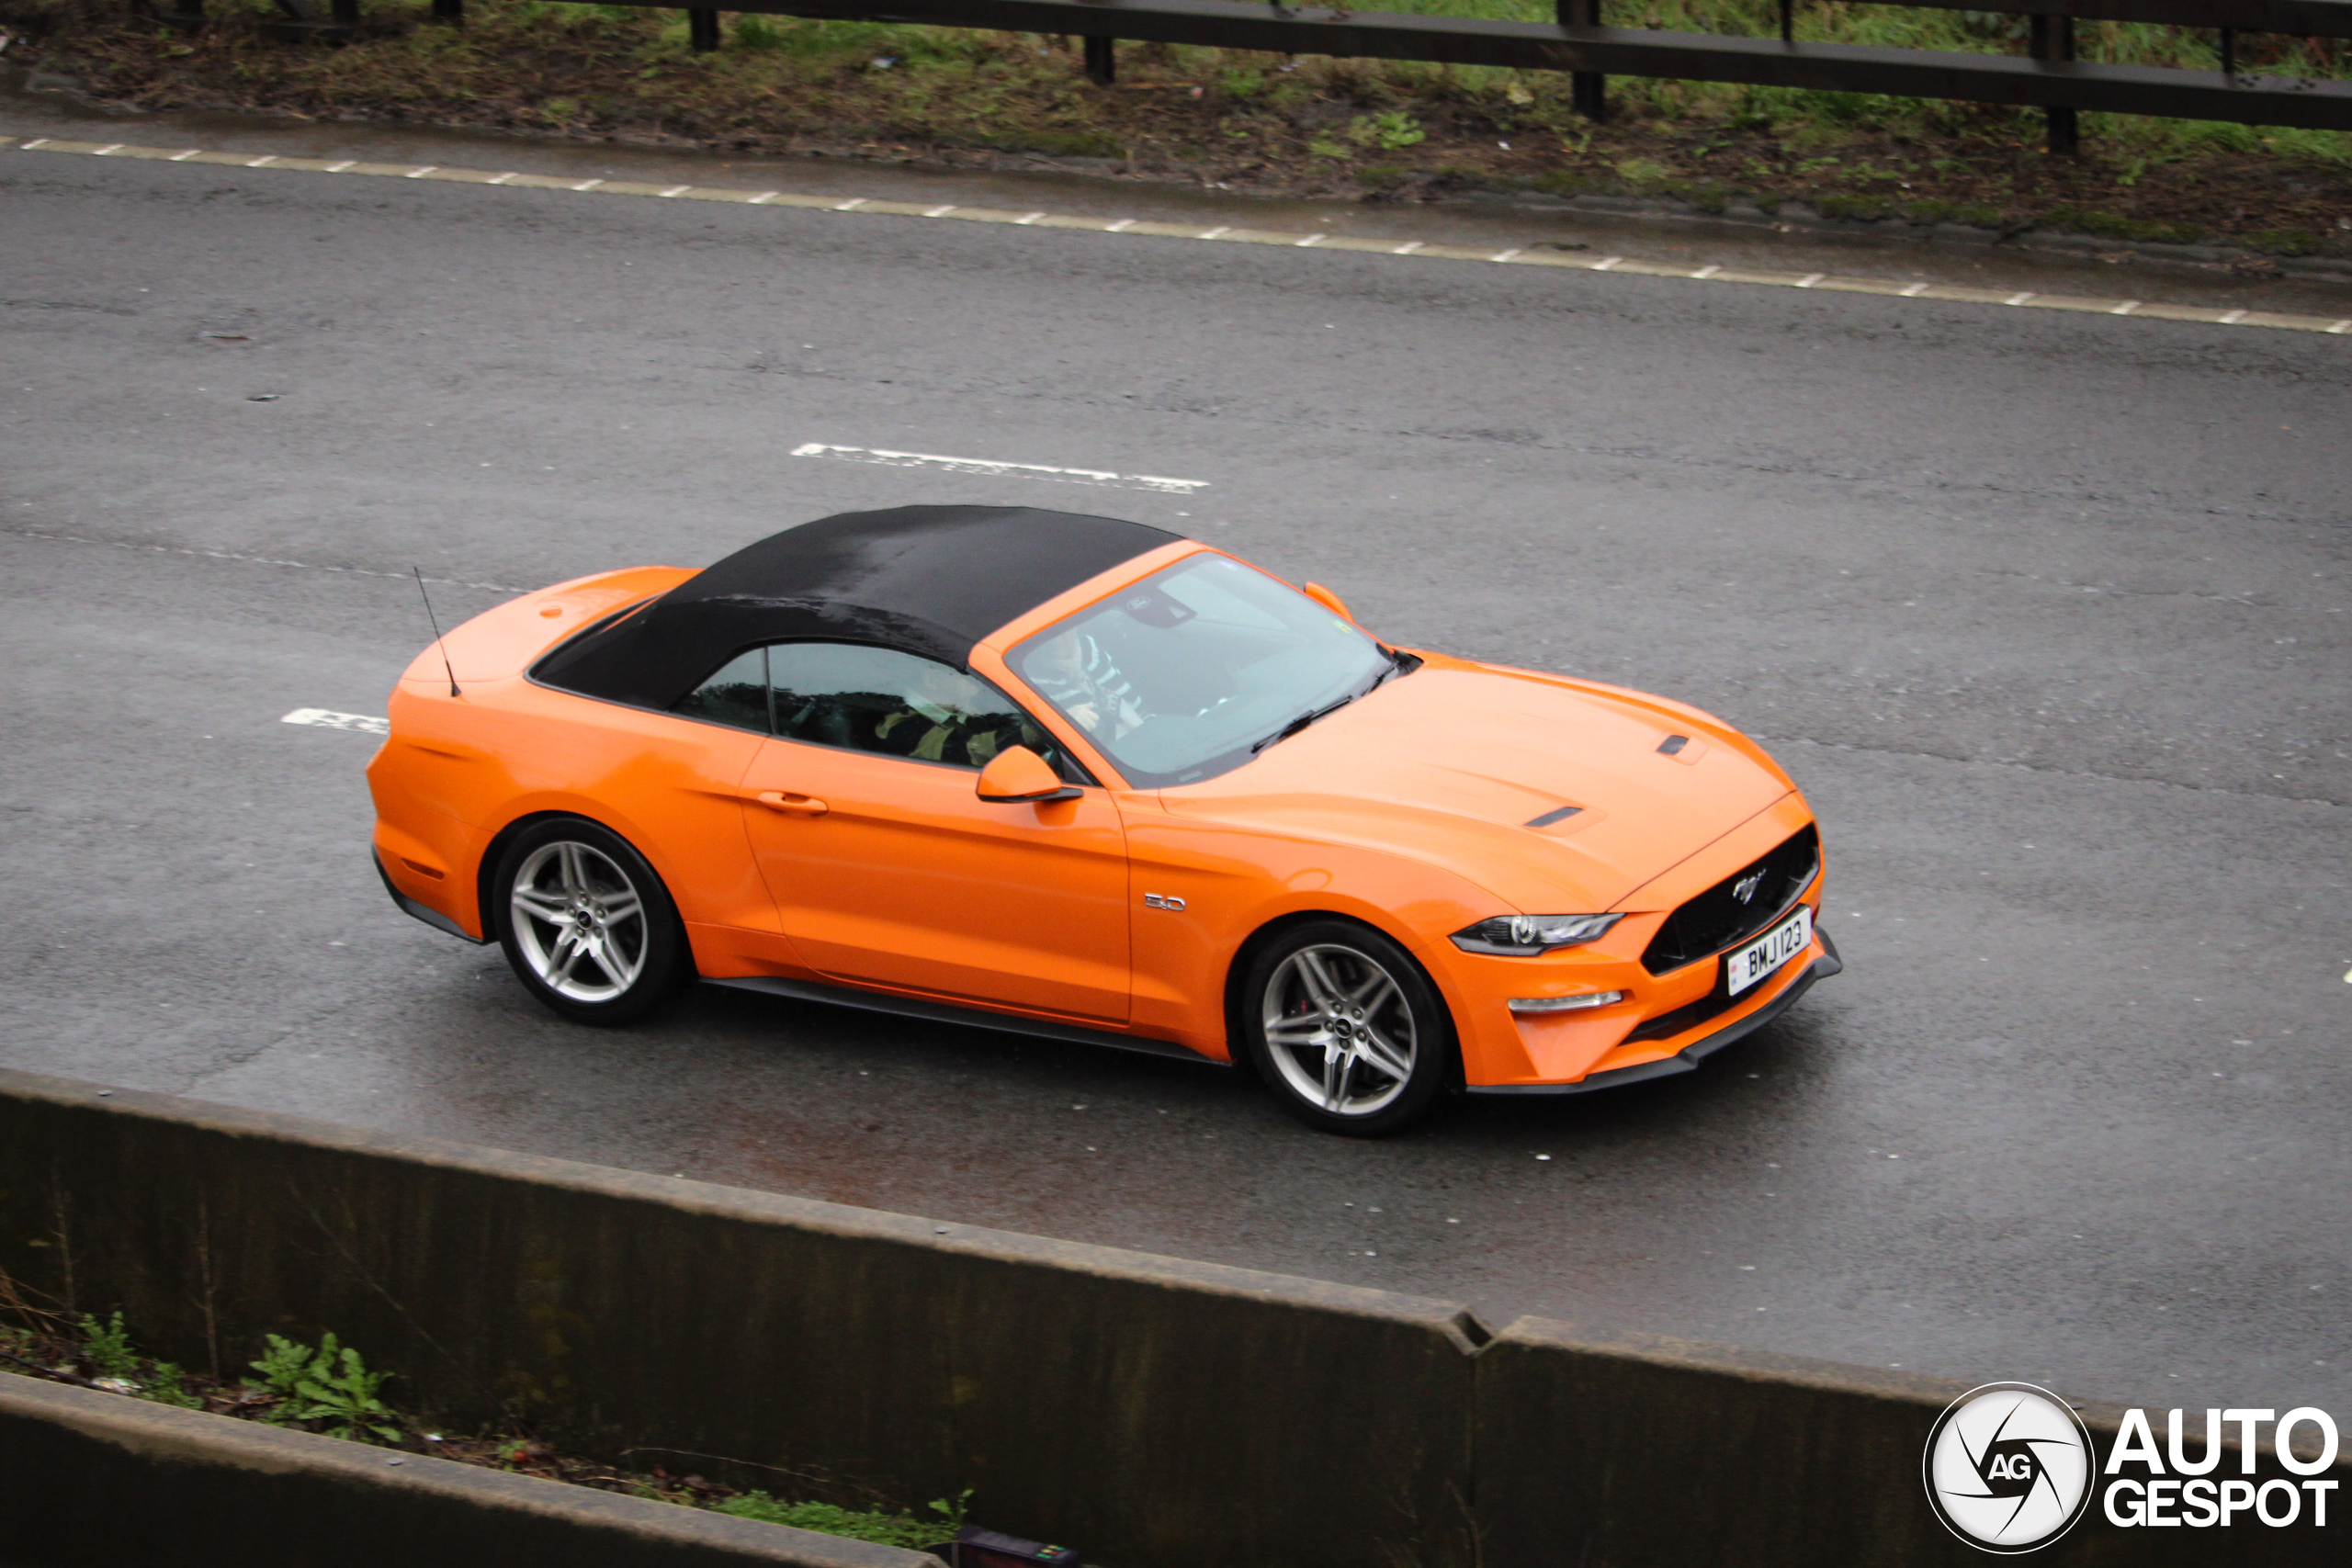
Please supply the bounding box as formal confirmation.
[369,545,1829,1089]
[738,739,1131,1023]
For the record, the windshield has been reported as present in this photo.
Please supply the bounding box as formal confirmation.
[1009,552,1394,787]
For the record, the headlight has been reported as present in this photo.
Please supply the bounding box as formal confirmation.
[1450,913,1623,955]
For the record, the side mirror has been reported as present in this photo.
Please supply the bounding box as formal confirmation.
[1302,581,1354,621]
[977,746,1081,804]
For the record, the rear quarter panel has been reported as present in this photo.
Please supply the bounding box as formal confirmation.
[368,567,773,943]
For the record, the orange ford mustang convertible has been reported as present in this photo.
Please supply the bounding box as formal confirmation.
[368,505,1838,1134]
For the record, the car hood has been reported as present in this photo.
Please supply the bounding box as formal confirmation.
[1154,660,1793,912]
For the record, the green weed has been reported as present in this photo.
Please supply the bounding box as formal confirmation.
[718,1489,973,1549]
[144,1361,203,1408]
[249,1332,401,1442]
[80,1311,139,1382]
[1003,128,1124,157]
[2244,227,2325,254]
[1349,110,1428,151]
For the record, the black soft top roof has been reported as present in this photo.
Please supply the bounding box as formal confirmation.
[534,505,1184,710]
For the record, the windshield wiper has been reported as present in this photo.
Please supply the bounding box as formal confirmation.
[1251,694,1356,753]
[1369,646,1420,691]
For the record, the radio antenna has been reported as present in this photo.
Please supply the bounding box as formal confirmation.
[413,567,460,697]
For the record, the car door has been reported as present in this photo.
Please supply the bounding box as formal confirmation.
[736,642,1131,1024]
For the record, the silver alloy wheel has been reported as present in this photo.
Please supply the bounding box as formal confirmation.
[1261,943,1419,1117]
[507,840,649,1004]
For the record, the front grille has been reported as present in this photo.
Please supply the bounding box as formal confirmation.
[1640,825,1819,976]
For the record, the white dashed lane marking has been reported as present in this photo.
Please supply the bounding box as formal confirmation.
[789,443,1208,494]
[283,708,390,736]
[7,134,2348,337]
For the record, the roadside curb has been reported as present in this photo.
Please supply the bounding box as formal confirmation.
[1444,186,2352,284]
[6,132,2347,338]
[0,1372,932,1568]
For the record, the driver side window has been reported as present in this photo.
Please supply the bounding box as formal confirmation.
[766,643,1076,776]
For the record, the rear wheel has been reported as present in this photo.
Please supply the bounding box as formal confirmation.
[492,818,687,1025]
[1240,920,1453,1136]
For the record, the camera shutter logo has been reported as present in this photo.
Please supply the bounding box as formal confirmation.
[1923,1382,2095,1552]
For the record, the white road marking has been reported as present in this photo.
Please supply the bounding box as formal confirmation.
[1200,225,1229,239]
[283,707,390,736]
[22,135,2339,337]
[1492,247,1523,262]
[790,443,1207,494]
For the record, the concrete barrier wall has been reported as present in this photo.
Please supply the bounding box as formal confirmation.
[3,1068,2343,1568]
[0,1070,1480,1568]
[0,1372,929,1568]
[1474,1314,2346,1566]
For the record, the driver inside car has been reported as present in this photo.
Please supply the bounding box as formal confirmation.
[1024,627,1145,740]
[867,660,1051,769]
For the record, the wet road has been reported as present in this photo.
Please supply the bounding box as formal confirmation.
[3,97,2348,1416]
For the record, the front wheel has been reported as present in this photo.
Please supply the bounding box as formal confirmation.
[492,818,687,1025]
[1239,920,1453,1136]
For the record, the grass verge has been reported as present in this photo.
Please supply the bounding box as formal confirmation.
[2,0,2348,255]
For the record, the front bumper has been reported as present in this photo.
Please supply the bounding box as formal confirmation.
[1464,928,1841,1096]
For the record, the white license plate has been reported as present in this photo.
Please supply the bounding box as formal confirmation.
[1724,905,1813,997]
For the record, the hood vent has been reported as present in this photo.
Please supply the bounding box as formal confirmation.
[1523,805,1584,829]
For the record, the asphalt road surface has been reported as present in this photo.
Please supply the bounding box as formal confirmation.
[4,94,2347,1417]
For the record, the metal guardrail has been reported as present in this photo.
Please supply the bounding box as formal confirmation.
[165,0,2352,142]
[680,0,2352,142]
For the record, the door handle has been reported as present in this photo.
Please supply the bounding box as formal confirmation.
[754,791,828,818]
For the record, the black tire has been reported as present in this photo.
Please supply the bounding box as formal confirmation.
[491,817,689,1025]
[1238,919,1453,1137]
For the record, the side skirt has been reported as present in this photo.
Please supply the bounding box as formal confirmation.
[706,975,1229,1067]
